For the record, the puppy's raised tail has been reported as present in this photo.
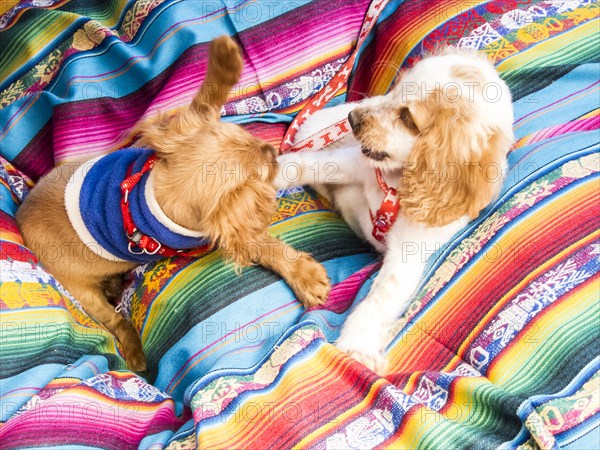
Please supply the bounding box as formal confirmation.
[191,35,243,114]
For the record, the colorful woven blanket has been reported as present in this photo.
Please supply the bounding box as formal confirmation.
[1,1,598,448]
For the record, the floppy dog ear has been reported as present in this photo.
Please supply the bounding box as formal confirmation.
[131,109,209,158]
[399,87,512,227]
[204,181,277,266]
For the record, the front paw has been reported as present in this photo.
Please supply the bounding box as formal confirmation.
[290,253,330,308]
[337,340,388,375]
[123,343,147,373]
[273,154,296,190]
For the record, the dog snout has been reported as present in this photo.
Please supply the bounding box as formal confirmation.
[348,110,362,134]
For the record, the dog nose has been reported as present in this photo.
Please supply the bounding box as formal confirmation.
[348,110,361,134]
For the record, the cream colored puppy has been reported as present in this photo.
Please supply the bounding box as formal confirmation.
[275,49,514,373]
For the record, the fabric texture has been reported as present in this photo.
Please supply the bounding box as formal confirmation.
[1,1,599,449]
[65,147,209,263]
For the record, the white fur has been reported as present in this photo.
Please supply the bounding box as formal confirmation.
[274,52,514,373]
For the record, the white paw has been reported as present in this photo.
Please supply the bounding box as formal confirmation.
[273,171,289,191]
[274,154,295,190]
[337,341,388,375]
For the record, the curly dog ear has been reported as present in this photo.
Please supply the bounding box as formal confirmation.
[204,180,277,266]
[399,82,513,227]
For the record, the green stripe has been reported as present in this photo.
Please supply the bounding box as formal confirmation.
[502,26,600,91]
[1,1,130,83]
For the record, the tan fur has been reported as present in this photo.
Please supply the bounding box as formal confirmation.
[398,67,513,227]
[16,36,330,372]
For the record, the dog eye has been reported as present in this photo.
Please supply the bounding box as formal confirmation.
[398,107,419,134]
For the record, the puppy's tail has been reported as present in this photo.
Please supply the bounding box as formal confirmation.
[191,35,243,114]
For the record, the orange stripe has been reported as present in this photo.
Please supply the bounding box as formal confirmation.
[205,346,348,447]
[368,0,484,93]
[389,182,598,390]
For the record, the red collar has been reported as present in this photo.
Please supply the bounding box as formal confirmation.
[370,168,400,243]
[119,154,210,257]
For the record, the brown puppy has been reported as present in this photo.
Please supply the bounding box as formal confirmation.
[16,36,330,372]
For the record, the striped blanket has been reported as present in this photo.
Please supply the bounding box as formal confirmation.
[1,1,599,449]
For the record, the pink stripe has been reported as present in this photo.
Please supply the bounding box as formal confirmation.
[524,115,600,145]
[53,34,357,157]
[165,262,380,392]
[1,398,180,443]
[60,1,240,84]
[0,386,41,397]
[50,9,366,160]
[148,31,359,110]
[317,262,381,314]
[246,20,363,75]
[60,9,360,88]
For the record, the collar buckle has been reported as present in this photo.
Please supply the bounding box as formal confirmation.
[119,153,207,259]
[126,228,142,243]
[127,242,145,255]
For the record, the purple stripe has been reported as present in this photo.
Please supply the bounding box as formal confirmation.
[514,81,599,125]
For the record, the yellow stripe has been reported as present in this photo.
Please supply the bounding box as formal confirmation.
[424,181,594,338]
[65,1,260,88]
[0,229,22,245]
[498,19,599,74]
[4,8,123,81]
[489,280,598,387]
[579,108,600,120]
[293,377,390,449]
[0,1,20,15]
[140,253,224,339]
[384,405,434,449]
[389,181,597,388]
[143,210,340,335]
[389,377,494,448]
[270,210,340,233]
[457,230,599,359]
[369,0,482,94]
[201,346,342,446]
[0,308,120,355]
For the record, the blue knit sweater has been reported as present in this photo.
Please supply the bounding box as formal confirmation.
[65,148,209,263]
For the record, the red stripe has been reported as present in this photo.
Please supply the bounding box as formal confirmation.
[386,184,598,383]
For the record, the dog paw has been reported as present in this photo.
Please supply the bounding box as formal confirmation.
[124,346,147,373]
[273,154,294,190]
[208,35,243,86]
[291,253,331,308]
[338,343,388,375]
[273,169,289,191]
